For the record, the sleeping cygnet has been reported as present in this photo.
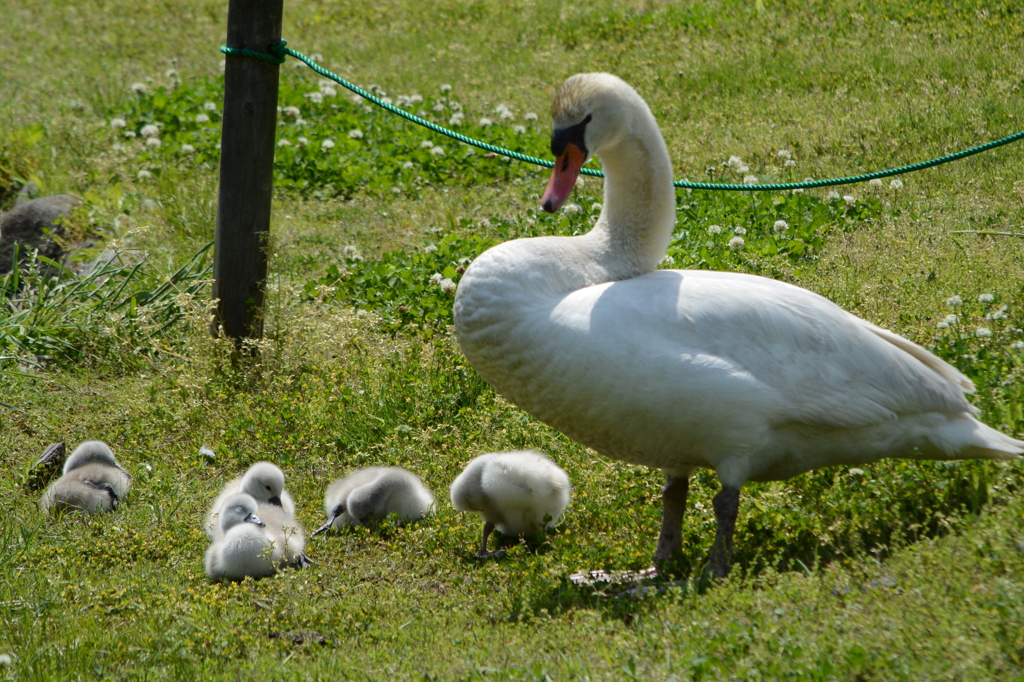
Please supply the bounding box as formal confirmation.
[450,450,571,558]
[312,467,434,537]
[39,441,132,515]
[205,494,277,581]
[205,461,296,539]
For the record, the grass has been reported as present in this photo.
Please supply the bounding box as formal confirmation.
[2,0,1024,678]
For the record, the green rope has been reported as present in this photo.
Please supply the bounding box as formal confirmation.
[221,41,1024,192]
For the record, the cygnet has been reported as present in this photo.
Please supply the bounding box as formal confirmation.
[205,461,296,538]
[205,493,277,581]
[312,467,435,536]
[39,441,132,515]
[450,450,570,557]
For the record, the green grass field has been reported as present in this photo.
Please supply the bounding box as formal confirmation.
[3,0,1024,678]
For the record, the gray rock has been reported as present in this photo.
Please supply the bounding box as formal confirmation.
[0,195,79,277]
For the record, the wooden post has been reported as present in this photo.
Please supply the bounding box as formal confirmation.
[211,0,283,340]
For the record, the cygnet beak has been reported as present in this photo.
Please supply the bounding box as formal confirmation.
[542,142,586,214]
[267,495,283,507]
[246,513,266,527]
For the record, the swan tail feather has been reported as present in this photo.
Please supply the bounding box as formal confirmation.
[932,417,1024,461]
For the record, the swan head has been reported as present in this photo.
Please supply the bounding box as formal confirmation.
[240,462,285,507]
[219,493,265,532]
[63,441,119,475]
[543,73,639,213]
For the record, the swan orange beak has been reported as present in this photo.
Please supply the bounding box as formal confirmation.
[542,142,586,214]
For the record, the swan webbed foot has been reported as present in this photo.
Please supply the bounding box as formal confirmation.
[653,475,690,563]
[707,485,741,579]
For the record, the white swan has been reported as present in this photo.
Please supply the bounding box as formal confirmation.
[312,467,434,536]
[204,461,296,539]
[39,441,131,515]
[453,73,1024,577]
[450,450,571,557]
[205,493,277,581]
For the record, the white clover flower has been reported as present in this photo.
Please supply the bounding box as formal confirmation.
[196,113,210,124]
[430,145,445,156]
[305,92,324,104]
[661,255,676,267]
[180,144,195,153]
[890,178,903,190]
[575,177,585,188]
[459,257,473,267]
[439,278,457,295]
[707,224,722,235]
[591,203,602,213]
[402,161,415,169]
[826,190,841,201]
[946,295,963,307]
[496,106,514,121]
[449,112,465,127]
[283,105,301,119]
[409,94,423,104]
[137,169,152,180]
[868,178,883,189]
[976,327,993,338]
[321,139,335,150]
[145,137,161,148]
[937,321,950,329]
[131,82,147,94]
[320,86,337,97]
[773,219,789,233]
[429,273,444,285]
[792,188,805,194]
[736,164,750,174]
[843,195,856,207]
[776,149,792,159]
[479,117,493,127]
[110,118,127,129]
[424,244,438,254]
[942,314,959,326]
[363,106,373,114]
[351,95,363,105]
[524,112,538,121]
[978,293,995,303]
[440,83,452,92]
[204,102,217,112]
[295,118,306,126]
[433,102,447,113]
[1011,341,1024,350]
[297,136,309,145]
[343,245,359,256]
[478,218,491,228]
[513,125,526,134]
[165,68,178,79]
[743,175,758,185]
[381,97,393,105]
[987,306,1009,320]
[727,155,745,169]
[734,226,747,235]
[124,131,136,138]
[278,139,291,147]
[420,140,434,148]
[784,159,797,167]
[563,203,582,215]
[318,79,332,88]
[348,129,364,139]
[0,655,11,667]
[140,124,160,138]
[728,236,745,250]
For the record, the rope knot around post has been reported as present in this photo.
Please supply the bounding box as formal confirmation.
[219,41,287,65]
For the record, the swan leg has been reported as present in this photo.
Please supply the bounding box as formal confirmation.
[653,475,690,562]
[708,485,741,579]
[475,521,506,559]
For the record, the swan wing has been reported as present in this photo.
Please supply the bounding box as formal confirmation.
[579,270,974,431]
